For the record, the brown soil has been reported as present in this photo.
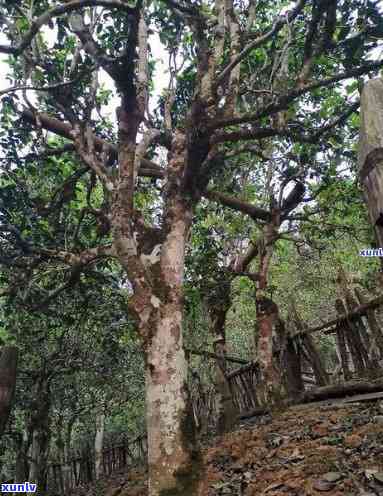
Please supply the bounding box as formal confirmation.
[74,400,383,496]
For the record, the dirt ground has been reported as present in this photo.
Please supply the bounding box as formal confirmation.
[74,400,383,496]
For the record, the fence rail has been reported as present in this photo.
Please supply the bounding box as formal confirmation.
[190,289,383,425]
[44,289,383,492]
[47,435,147,493]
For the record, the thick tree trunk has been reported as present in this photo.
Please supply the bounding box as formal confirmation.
[0,346,18,440]
[256,296,281,405]
[358,77,383,247]
[146,306,199,496]
[255,218,282,405]
[113,115,201,493]
[143,151,200,494]
[94,410,105,480]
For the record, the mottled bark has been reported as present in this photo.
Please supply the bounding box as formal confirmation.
[359,77,383,247]
[0,346,18,440]
[116,131,201,496]
[254,216,281,405]
[94,410,105,479]
[256,296,281,405]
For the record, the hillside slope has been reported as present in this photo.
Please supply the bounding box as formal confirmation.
[75,400,383,496]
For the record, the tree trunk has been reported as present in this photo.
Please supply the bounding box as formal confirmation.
[206,280,237,435]
[354,288,383,359]
[94,410,105,480]
[113,118,201,493]
[28,378,51,495]
[255,218,281,405]
[143,182,200,495]
[0,346,18,440]
[358,77,383,247]
[146,302,200,496]
[15,429,29,483]
[256,296,281,405]
[301,334,329,386]
[283,335,304,397]
[335,298,367,375]
[213,337,237,435]
[62,420,74,493]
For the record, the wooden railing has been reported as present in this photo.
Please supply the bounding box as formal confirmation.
[46,288,383,490]
[47,435,147,493]
[190,290,383,423]
[226,361,260,412]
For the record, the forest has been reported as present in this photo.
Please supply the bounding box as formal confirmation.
[0,0,383,495]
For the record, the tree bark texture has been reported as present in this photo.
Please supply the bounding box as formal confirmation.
[206,279,237,434]
[255,217,282,405]
[27,378,51,496]
[0,346,18,440]
[116,131,201,496]
[94,410,105,480]
[359,77,383,246]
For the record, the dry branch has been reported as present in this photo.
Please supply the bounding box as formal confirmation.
[299,377,383,403]
[297,295,383,335]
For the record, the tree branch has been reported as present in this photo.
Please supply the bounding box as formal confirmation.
[204,190,271,222]
[0,0,136,55]
[20,109,165,178]
[0,78,81,98]
[161,0,202,16]
[212,61,382,130]
[215,0,306,86]
[212,101,360,145]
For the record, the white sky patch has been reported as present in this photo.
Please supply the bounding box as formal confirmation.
[0,25,170,123]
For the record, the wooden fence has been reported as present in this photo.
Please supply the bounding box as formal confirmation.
[189,287,383,424]
[45,287,383,490]
[47,435,147,493]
